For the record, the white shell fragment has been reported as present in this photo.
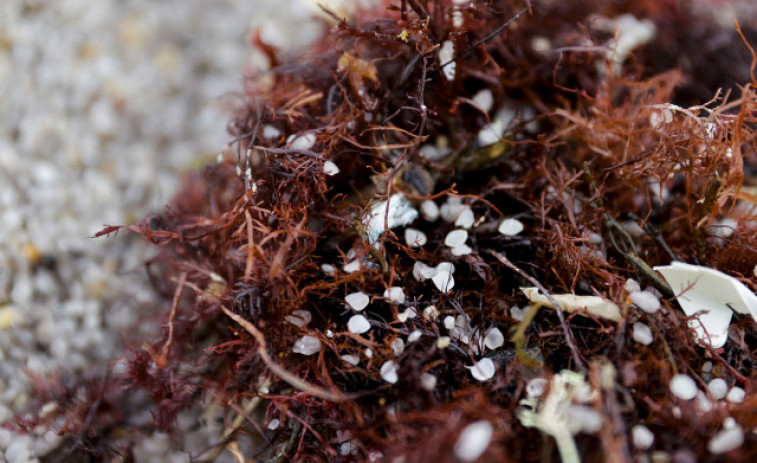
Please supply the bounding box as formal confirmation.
[669,374,697,400]
[292,335,321,356]
[631,425,655,450]
[445,229,468,248]
[384,287,406,304]
[498,218,524,236]
[362,193,419,244]
[707,425,744,454]
[323,160,340,176]
[380,360,399,384]
[467,358,495,381]
[654,261,757,348]
[630,290,661,314]
[348,314,371,334]
[521,287,622,322]
[404,228,427,247]
[345,291,370,311]
[454,421,493,462]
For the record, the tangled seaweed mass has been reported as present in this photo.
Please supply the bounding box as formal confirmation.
[15,0,757,461]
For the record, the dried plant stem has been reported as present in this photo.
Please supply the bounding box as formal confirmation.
[219,305,349,402]
[488,250,587,372]
[143,272,187,368]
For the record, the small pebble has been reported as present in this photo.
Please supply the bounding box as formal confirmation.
[423,305,439,319]
[407,330,422,342]
[630,290,661,314]
[669,374,697,400]
[321,263,336,276]
[437,336,451,349]
[624,278,641,294]
[632,322,653,346]
[498,218,524,236]
[343,260,361,273]
[340,354,359,366]
[348,314,371,334]
[397,308,416,322]
[454,421,493,462]
[444,316,456,330]
[707,378,728,400]
[632,424,655,450]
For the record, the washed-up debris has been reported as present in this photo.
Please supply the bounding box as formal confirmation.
[521,287,623,322]
[654,262,757,347]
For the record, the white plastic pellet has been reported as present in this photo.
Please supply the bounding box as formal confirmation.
[445,229,468,248]
[392,338,405,355]
[455,206,475,229]
[450,244,473,256]
[472,89,494,113]
[380,360,399,384]
[288,132,316,151]
[632,322,653,346]
[467,358,495,381]
[630,290,661,314]
[631,424,655,450]
[420,372,437,391]
[404,228,427,247]
[340,354,359,366]
[707,425,744,454]
[707,378,728,400]
[669,374,697,400]
[726,386,745,403]
[408,330,422,343]
[454,421,493,462]
[345,291,370,311]
[292,335,321,356]
[432,270,455,292]
[526,378,548,398]
[484,327,504,350]
[420,199,440,222]
[348,314,371,334]
[384,287,406,304]
[284,309,312,328]
[323,160,340,176]
[498,218,524,236]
